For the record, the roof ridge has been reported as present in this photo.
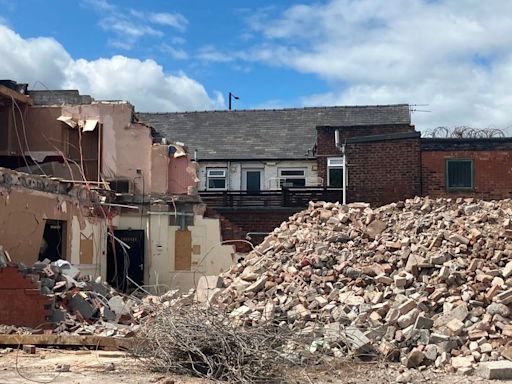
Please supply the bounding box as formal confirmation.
[136,104,410,115]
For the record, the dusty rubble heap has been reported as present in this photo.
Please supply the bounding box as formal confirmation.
[0,258,174,337]
[213,197,512,372]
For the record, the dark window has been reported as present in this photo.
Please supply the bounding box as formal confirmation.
[328,168,343,187]
[446,159,474,190]
[208,178,226,189]
[278,168,306,188]
[280,170,305,176]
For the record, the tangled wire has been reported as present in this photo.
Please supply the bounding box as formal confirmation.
[424,126,507,138]
[133,305,301,383]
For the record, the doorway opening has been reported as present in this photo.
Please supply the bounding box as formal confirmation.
[39,220,66,262]
[243,169,262,193]
[107,229,145,292]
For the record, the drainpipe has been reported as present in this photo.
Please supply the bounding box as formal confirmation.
[334,129,347,205]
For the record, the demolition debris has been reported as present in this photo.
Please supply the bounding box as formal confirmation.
[206,197,512,374]
[0,252,181,339]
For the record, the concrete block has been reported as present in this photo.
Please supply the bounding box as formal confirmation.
[68,293,96,320]
[23,345,36,354]
[344,326,374,355]
[414,315,433,330]
[477,361,512,380]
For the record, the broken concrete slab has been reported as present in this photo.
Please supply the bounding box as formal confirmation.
[477,361,512,380]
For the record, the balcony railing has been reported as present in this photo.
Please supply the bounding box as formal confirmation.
[200,187,344,208]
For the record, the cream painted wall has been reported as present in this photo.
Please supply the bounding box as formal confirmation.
[197,160,319,191]
[116,213,234,291]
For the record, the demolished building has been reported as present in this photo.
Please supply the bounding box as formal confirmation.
[0,80,235,298]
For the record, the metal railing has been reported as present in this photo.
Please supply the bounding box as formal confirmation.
[200,187,344,208]
[266,176,323,190]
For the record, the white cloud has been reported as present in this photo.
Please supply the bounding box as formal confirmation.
[147,12,188,31]
[235,0,512,130]
[83,0,188,50]
[0,25,222,111]
[81,0,114,12]
[100,16,163,39]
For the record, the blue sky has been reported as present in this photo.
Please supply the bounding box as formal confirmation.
[1,0,512,130]
[1,0,326,110]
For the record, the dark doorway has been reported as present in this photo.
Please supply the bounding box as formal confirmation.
[107,230,144,292]
[39,220,65,262]
[246,171,261,192]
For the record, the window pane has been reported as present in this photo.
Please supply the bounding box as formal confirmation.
[208,169,226,177]
[329,168,343,187]
[328,157,344,167]
[208,178,226,189]
[447,160,472,189]
[280,170,305,176]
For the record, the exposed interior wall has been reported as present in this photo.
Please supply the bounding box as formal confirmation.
[197,160,318,191]
[25,107,66,157]
[150,145,169,194]
[168,156,197,194]
[63,103,153,193]
[0,185,105,272]
[22,103,153,193]
[0,100,30,157]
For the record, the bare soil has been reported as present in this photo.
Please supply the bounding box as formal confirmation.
[0,349,511,384]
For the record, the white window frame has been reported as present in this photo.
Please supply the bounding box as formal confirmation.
[327,157,346,187]
[206,168,227,191]
[278,168,306,188]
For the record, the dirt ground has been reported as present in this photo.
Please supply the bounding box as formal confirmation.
[0,348,511,384]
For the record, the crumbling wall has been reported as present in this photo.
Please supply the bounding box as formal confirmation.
[23,102,153,194]
[0,169,105,271]
[25,107,67,156]
[150,145,169,194]
[62,103,153,193]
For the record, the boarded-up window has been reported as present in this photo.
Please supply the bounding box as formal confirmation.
[446,159,474,191]
[175,229,192,270]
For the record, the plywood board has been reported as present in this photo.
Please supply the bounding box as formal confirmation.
[175,229,192,270]
[80,238,94,264]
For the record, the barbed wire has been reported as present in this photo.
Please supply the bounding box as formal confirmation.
[423,126,508,138]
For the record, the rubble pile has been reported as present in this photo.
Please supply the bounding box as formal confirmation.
[213,197,512,373]
[1,259,183,337]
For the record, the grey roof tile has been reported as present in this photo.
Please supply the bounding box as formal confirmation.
[137,104,411,160]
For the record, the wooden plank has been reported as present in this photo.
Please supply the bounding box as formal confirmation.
[0,84,32,105]
[175,229,192,270]
[0,334,133,351]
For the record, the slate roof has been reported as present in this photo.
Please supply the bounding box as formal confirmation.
[137,104,411,161]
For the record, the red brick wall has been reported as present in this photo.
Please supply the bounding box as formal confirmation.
[316,124,420,206]
[316,124,414,157]
[215,208,300,250]
[346,138,421,205]
[421,150,512,199]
